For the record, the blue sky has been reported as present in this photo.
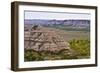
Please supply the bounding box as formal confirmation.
[24,11,91,20]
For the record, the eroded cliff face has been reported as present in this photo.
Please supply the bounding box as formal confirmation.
[24,25,70,52]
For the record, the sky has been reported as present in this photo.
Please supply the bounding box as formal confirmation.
[24,11,91,20]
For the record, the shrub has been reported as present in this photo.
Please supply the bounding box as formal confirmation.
[69,39,90,58]
[24,50,43,61]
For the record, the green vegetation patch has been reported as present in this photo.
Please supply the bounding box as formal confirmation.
[69,39,90,59]
[24,49,78,61]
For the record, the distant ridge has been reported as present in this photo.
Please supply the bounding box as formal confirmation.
[25,19,90,28]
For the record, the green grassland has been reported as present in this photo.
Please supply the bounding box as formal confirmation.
[44,25,90,31]
[45,26,90,41]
